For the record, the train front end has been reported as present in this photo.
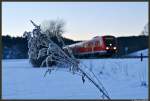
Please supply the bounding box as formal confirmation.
[102,36,118,55]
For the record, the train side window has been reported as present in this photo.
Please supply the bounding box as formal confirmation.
[99,37,103,46]
[83,43,87,48]
[95,41,99,47]
[91,42,93,46]
[88,43,91,47]
[89,42,93,47]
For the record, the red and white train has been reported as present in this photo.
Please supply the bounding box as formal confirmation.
[63,35,118,58]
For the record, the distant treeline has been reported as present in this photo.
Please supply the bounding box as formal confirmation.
[2,35,148,59]
[116,35,148,56]
[2,36,28,59]
[2,35,80,59]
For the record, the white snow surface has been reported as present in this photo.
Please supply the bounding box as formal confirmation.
[128,49,148,56]
[2,58,148,99]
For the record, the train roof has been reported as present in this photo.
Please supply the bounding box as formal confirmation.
[63,36,101,49]
[63,41,87,48]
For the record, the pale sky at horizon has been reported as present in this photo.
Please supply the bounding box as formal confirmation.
[2,2,148,41]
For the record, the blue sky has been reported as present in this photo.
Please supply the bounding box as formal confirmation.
[2,2,148,40]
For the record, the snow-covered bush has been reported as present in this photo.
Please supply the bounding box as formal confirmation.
[23,20,65,67]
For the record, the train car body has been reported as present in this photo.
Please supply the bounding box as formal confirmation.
[63,35,117,58]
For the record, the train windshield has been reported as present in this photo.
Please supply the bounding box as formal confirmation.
[104,36,116,46]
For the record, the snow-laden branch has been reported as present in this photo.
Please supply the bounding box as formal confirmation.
[23,19,111,99]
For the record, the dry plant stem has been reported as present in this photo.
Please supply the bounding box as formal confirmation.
[78,67,110,99]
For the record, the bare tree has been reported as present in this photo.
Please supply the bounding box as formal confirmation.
[23,19,110,99]
[141,23,148,36]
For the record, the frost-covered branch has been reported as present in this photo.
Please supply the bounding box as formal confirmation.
[24,19,110,99]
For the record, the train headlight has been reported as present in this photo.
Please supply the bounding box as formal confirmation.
[106,47,109,50]
[113,47,117,50]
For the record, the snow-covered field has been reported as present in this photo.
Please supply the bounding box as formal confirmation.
[2,58,148,99]
[128,49,148,56]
